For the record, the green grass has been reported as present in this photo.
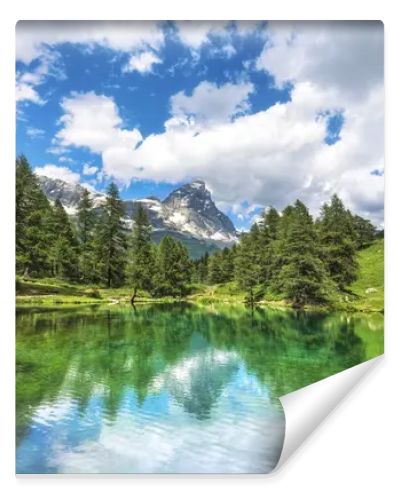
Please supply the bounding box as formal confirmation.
[188,282,246,304]
[326,239,384,312]
[344,238,384,311]
[16,277,153,305]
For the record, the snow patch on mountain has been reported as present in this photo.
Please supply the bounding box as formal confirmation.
[37,175,238,244]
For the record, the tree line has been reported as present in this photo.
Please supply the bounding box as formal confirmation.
[16,155,379,305]
[194,196,378,305]
[16,155,192,300]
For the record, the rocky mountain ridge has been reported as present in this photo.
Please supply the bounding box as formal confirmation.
[37,176,238,252]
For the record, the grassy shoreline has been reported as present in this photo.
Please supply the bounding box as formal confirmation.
[16,240,384,313]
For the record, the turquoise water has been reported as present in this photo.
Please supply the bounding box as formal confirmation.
[16,304,383,474]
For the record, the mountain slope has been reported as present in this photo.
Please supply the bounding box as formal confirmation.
[37,175,237,257]
[162,180,237,241]
[348,239,384,311]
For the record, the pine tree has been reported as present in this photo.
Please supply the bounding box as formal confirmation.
[276,200,332,306]
[126,203,155,303]
[76,188,97,282]
[208,252,223,284]
[154,236,191,297]
[318,194,358,289]
[259,207,280,284]
[260,207,280,241]
[48,199,79,278]
[268,205,296,285]
[94,183,127,288]
[16,155,54,276]
[234,231,262,305]
[220,246,235,282]
[351,214,376,249]
[194,252,209,283]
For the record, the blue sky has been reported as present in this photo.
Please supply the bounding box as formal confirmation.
[16,21,384,228]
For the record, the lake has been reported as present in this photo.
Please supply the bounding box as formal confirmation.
[16,304,384,474]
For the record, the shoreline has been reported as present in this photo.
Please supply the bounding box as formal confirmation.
[15,293,384,314]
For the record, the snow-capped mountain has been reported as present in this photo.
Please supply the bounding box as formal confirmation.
[37,176,106,215]
[163,180,237,242]
[37,176,238,248]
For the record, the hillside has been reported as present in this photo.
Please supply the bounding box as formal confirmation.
[187,239,385,311]
[347,238,384,311]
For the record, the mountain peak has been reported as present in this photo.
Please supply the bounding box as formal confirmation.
[162,179,236,242]
[189,179,206,189]
[38,174,238,245]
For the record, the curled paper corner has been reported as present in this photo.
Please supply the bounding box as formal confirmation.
[275,355,384,471]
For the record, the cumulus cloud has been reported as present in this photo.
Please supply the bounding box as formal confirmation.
[34,164,81,184]
[16,81,44,105]
[53,91,142,183]
[256,21,383,102]
[16,49,65,106]
[174,21,266,56]
[174,21,230,52]
[16,21,165,105]
[55,91,142,155]
[83,164,99,176]
[16,59,48,105]
[16,21,165,65]
[51,22,384,225]
[168,80,254,128]
[123,51,162,74]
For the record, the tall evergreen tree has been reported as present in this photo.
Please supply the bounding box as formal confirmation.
[16,155,54,276]
[276,200,332,306]
[126,203,155,304]
[193,252,209,283]
[351,214,376,249]
[220,246,235,282]
[318,194,358,289]
[234,232,262,305]
[94,183,127,287]
[154,236,191,298]
[76,188,97,282]
[49,199,79,278]
[208,251,224,284]
[260,207,280,240]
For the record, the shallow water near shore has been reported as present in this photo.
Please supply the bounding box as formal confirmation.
[16,303,383,473]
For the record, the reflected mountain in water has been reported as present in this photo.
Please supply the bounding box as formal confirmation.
[16,304,383,473]
[151,343,240,420]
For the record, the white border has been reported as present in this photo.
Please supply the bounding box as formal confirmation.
[1,2,399,498]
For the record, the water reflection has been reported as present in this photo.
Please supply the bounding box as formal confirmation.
[16,304,383,473]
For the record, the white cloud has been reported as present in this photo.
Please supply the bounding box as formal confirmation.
[256,21,383,102]
[168,80,254,129]
[56,91,142,155]
[234,21,267,38]
[16,49,64,106]
[83,164,99,176]
[16,21,165,106]
[26,126,45,138]
[174,21,230,52]
[16,21,165,65]
[101,78,382,225]
[34,164,81,184]
[53,92,142,183]
[58,156,73,163]
[16,81,44,105]
[51,22,384,225]
[174,21,267,59]
[123,51,162,73]
[47,145,69,155]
